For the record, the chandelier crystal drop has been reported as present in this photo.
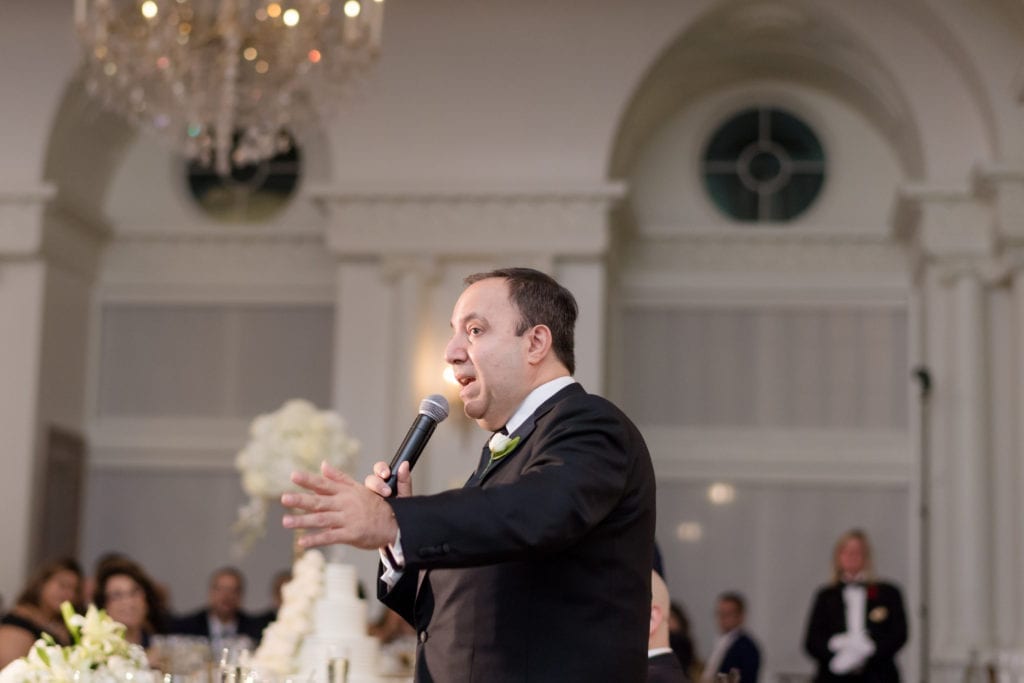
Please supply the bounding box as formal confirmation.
[76,0,385,175]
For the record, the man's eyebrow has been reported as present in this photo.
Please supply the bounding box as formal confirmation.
[451,312,486,328]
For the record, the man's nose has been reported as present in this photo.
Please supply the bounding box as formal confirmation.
[444,336,465,364]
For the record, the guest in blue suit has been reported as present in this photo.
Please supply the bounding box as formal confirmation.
[702,592,761,683]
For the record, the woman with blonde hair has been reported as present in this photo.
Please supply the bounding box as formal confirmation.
[0,557,82,668]
[803,529,908,682]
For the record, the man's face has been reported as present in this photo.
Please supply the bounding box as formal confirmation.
[208,572,242,620]
[445,278,533,432]
[716,599,743,634]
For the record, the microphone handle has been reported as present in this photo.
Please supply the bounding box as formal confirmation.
[385,414,438,497]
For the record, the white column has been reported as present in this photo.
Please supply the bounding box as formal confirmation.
[1012,272,1024,647]
[949,270,991,649]
[0,186,55,600]
[0,261,46,600]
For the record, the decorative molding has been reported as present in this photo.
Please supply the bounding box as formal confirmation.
[100,237,336,291]
[645,426,912,485]
[974,162,1024,243]
[617,268,910,308]
[0,184,56,258]
[110,224,326,244]
[309,182,626,258]
[88,417,247,470]
[622,233,908,274]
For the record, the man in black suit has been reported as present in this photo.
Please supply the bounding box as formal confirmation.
[702,592,761,683]
[649,571,688,683]
[283,267,657,682]
[170,566,265,650]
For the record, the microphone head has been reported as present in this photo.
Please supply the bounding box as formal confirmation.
[419,394,450,422]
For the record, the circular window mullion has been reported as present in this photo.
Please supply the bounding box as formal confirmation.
[702,106,825,223]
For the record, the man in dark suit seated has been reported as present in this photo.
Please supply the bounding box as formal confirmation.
[649,571,689,683]
[170,566,265,651]
[283,267,657,682]
[702,592,761,683]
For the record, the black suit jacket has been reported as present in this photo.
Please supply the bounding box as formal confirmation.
[804,581,907,683]
[648,652,688,683]
[380,383,657,682]
[169,609,266,645]
[717,631,761,683]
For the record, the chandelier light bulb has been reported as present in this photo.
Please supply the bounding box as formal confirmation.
[77,0,386,175]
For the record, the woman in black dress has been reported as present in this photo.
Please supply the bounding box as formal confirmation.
[803,529,908,682]
[0,557,82,668]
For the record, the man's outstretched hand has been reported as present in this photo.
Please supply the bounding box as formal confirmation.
[282,461,401,550]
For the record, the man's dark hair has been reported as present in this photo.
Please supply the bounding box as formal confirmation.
[718,591,746,614]
[210,565,245,593]
[464,267,578,374]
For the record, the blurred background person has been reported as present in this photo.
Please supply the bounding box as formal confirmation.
[702,592,761,683]
[669,601,699,679]
[649,571,688,683]
[170,566,265,652]
[0,558,82,668]
[93,558,169,651]
[804,528,908,682]
[254,569,290,630]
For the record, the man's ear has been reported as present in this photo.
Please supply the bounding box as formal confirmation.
[525,324,553,365]
[650,604,664,637]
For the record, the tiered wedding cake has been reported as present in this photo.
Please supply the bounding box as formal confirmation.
[252,550,382,682]
[297,562,382,683]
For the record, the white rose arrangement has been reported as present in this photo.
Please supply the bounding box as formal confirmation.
[247,550,326,677]
[234,399,360,554]
[0,603,154,683]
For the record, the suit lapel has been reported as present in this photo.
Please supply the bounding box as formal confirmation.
[473,383,584,486]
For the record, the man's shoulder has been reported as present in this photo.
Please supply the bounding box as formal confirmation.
[734,631,761,653]
[170,609,208,633]
[546,384,632,422]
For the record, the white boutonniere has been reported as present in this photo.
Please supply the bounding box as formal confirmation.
[488,432,521,464]
[868,606,889,623]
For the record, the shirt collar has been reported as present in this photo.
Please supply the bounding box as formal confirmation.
[503,376,575,435]
[648,647,675,658]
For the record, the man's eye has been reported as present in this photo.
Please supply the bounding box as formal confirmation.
[469,327,482,335]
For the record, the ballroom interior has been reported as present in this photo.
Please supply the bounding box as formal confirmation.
[3,0,1024,680]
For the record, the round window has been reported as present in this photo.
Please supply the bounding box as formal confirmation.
[187,133,301,223]
[702,107,825,223]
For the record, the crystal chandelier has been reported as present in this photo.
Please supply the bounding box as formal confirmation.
[76,0,385,175]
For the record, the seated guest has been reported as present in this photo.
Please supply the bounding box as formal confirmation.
[649,571,688,683]
[0,558,82,668]
[702,592,761,683]
[253,569,290,630]
[803,529,908,682]
[94,559,168,651]
[669,600,699,678]
[170,566,265,652]
[82,552,131,606]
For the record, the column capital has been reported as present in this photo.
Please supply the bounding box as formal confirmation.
[897,183,995,262]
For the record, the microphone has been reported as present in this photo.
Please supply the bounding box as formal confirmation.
[385,394,449,496]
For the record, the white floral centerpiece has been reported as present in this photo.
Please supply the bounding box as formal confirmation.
[0,602,154,682]
[246,550,326,677]
[234,399,360,554]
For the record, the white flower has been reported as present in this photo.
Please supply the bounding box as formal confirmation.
[0,602,152,683]
[233,401,360,555]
